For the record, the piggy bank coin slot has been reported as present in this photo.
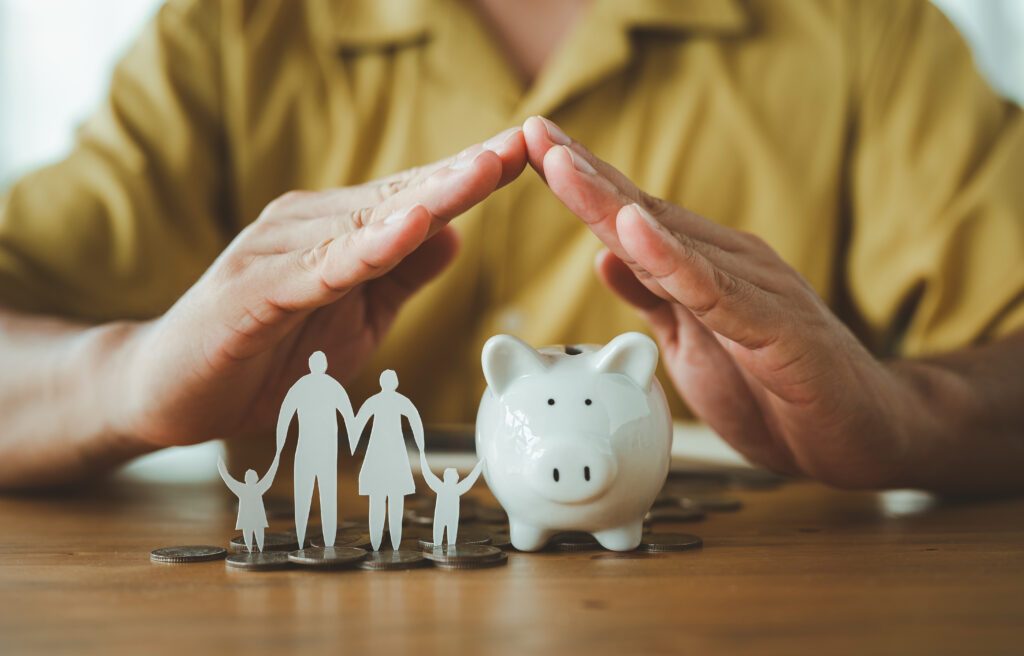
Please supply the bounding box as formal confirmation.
[584,466,591,481]
[564,345,582,355]
[553,468,560,482]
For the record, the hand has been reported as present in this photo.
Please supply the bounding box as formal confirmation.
[522,116,914,488]
[117,128,528,447]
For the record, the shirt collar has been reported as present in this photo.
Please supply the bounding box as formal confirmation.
[314,0,751,117]
[318,0,749,49]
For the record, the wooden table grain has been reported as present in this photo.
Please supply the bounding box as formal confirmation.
[1,463,1022,656]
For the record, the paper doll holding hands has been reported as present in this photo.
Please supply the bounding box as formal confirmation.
[419,452,485,547]
[218,454,280,552]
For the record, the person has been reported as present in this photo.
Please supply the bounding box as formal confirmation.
[274,350,354,549]
[217,454,280,552]
[420,452,485,547]
[349,370,425,550]
[0,0,1021,493]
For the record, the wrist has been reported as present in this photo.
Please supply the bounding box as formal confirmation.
[77,319,159,456]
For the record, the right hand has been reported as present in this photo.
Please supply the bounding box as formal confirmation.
[116,128,527,447]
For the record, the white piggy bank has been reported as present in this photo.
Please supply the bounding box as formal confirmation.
[475,332,672,551]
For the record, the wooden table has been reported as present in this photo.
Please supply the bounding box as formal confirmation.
[1,462,1022,656]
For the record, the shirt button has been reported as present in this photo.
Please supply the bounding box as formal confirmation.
[497,307,526,334]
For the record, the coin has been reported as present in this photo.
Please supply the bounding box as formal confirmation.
[310,530,373,549]
[637,533,703,552]
[686,494,743,512]
[488,532,512,550]
[150,545,227,564]
[225,551,293,570]
[643,505,706,524]
[549,532,602,552]
[358,550,428,571]
[433,549,508,570]
[288,546,367,568]
[423,544,505,567]
[417,529,492,549]
[230,532,300,553]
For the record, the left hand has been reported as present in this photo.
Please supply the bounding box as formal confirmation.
[522,116,917,488]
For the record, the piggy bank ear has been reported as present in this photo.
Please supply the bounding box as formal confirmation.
[594,332,659,390]
[482,334,548,396]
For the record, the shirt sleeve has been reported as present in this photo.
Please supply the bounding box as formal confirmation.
[0,0,231,321]
[844,0,1024,357]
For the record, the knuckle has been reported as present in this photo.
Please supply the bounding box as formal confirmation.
[348,206,376,230]
[638,190,670,217]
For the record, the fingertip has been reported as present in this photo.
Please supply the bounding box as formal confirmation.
[523,115,556,173]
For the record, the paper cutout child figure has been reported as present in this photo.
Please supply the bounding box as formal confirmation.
[350,370,424,551]
[218,454,280,552]
[275,351,355,548]
[419,452,485,547]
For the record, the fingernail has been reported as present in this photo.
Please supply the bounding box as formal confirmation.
[564,146,597,174]
[449,150,476,170]
[630,202,661,229]
[384,205,416,224]
[538,116,571,145]
[483,127,521,153]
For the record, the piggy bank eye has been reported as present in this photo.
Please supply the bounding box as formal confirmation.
[585,398,592,406]
[547,398,555,406]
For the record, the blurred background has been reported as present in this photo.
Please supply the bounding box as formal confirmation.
[1,0,1023,189]
[0,0,1022,479]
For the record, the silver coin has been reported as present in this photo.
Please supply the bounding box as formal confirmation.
[643,505,706,524]
[358,550,428,571]
[225,551,293,570]
[229,532,299,553]
[150,545,226,563]
[637,533,703,552]
[685,494,743,512]
[309,530,374,549]
[549,531,602,552]
[417,529,492,549]
[288,546,367,568]
[433,550,508,570]
[423,544,505,565]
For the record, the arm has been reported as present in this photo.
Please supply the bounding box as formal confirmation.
[275,386,299,455]
[348,401,373,455]
[419,450,442,493]
[405,399,425,453]
[522,109,1024,494]
[255,452,281,494]
[217,457,244,495]
[334,382,356,448]
[455,459,485,495]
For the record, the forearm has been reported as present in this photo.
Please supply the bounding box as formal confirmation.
[886,329,1024,494]
[0,309,154,489]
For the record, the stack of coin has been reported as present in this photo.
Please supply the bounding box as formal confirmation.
[423,544,508,570]
[288,546,367,569]
[637,533,703,552]
[417,529,492,549]
[229,532,299,553]
[225,551,293,570]
[359,550,428,571]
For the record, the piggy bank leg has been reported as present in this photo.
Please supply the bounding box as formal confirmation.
[509,520,554,552]
[593,518,644,552]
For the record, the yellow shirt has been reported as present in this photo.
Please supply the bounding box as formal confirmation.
[1,0,1023,452]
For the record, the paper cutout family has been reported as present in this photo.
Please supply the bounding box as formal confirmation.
[218,351,484,553]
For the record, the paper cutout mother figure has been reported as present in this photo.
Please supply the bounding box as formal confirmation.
[350,370,424,551]
[275,351,354,548]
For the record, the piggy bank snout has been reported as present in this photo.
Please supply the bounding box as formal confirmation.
[526,439,618,505]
